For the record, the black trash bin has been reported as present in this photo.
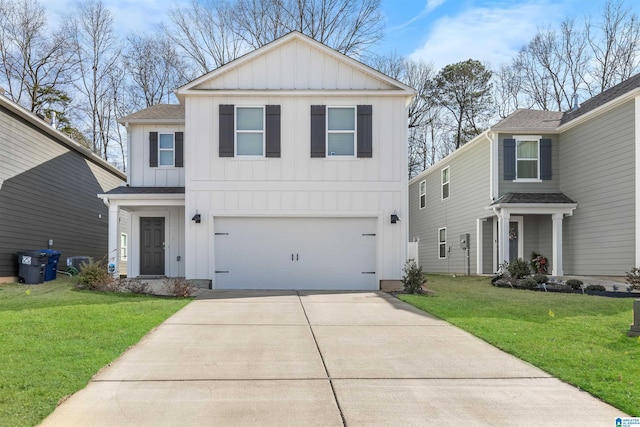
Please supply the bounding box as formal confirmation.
[42,250,61,281]
[17,250,47,284]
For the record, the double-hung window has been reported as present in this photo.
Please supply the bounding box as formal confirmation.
[236,107,265,156]
[438,227,447,259]
[158,133,175,166]
[441,166,450,200]
[419,180,426,209]
[327,107,355,156]
[515,137,539,180]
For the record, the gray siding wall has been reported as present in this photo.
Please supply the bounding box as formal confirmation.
[498,133,560,195]
[522,215,552,271]
[0,105,124,278]
[409,140,491,274]
[559,100,635,276]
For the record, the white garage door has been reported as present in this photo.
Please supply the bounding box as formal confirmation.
[214,217,377,290]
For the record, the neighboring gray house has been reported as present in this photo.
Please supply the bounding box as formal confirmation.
[0,94,126,282]
[409,73,640,277]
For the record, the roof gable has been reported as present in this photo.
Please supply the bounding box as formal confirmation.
[177,32,414,94]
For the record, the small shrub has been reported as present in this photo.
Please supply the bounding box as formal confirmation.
[625,268,640,290]
[517,278,538,290]
[164,277,196,297]
[119,278,150,294]
[530,251,548,274]
[585,284,606,292]
[402,259,427,294]
[565,279,584,290]
[507,258,531,279]
[532,274,548,284]
[76,259,115,291]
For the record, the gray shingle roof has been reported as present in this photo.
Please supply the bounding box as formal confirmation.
[491,192,576,205]
[561,73,640,124]
[118,104,184,123]
[491,109,564,131]
[104,186,185,195]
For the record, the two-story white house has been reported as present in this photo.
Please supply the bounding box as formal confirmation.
[100,32,415,290]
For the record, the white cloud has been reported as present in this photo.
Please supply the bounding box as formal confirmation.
[389,0,447,32]
[409,1,567,69]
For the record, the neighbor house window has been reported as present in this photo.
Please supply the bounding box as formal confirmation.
[441,167,450,200]
[236,106,264,156]
[438,227,447,259]
[158,133,175,166]
[516,137,539,180]
[327,106,355,156]
[120,233,128,261]
[419,180,426,209]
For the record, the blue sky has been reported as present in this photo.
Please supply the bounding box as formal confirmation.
[46,0,635,70]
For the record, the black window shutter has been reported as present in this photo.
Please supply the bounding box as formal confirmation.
[149,132,158,167]
[175,132,184,167]
[310,105,326,158]
[265,105,281,158]
[219,104,234,157]
[504,138,515,180]
[540,138,552,180]
[357,105,373,158]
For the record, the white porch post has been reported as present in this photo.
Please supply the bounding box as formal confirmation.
[108,202,119,277]
[498,210,511,267]
[476,218,483,274]
[552,213,564,276]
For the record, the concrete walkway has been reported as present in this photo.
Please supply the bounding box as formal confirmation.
[40,291,625,426]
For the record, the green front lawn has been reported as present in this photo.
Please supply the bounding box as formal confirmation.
[399,274,640,416]
[0,277,191,427]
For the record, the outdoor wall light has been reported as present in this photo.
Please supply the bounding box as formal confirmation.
[390,213,400,224]
[192,212,201,223]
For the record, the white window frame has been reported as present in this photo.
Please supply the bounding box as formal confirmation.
[235,106,265,157]
[326,106,356,157]
[514,135,541,182]
[441,166,450,200]
[120,233,128,261]
[419,180,426,209]
[158,133,175,167]
[438,227,447,259]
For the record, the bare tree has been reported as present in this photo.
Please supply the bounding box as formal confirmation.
[0,0,74,113]
[67,0,121,159]
[124,34,186,108]
[165,0,244,74]
[166,0,384,74]
[586,0,640,95]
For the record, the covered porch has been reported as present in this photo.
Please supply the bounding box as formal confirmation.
[98,187,185,278]
[479,193,577,276]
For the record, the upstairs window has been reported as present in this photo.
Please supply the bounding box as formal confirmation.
[236,107,264,156]
[504,136,551,181]
[158,133,175,166]
[516,138,539,180]
[441,166,450,200]
[327,107,355,156]
[310,105,372,158]
[419,180,426,209]
[149,132,183,168]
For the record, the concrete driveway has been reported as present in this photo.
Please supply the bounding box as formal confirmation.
[41,290,625,426]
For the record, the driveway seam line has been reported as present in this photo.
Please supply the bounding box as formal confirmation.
[297,291,347,427]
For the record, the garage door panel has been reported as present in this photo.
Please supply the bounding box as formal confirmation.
[214,217,376,290]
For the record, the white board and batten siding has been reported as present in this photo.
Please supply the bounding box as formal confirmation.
[127,124,185,187]
[181,33,413,290]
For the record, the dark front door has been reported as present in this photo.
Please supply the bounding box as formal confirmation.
[140,217,165,275]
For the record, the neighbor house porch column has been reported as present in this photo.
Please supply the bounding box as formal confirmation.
[107,202,119,277]
[497,210,511,268]
[552,213,564,276]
